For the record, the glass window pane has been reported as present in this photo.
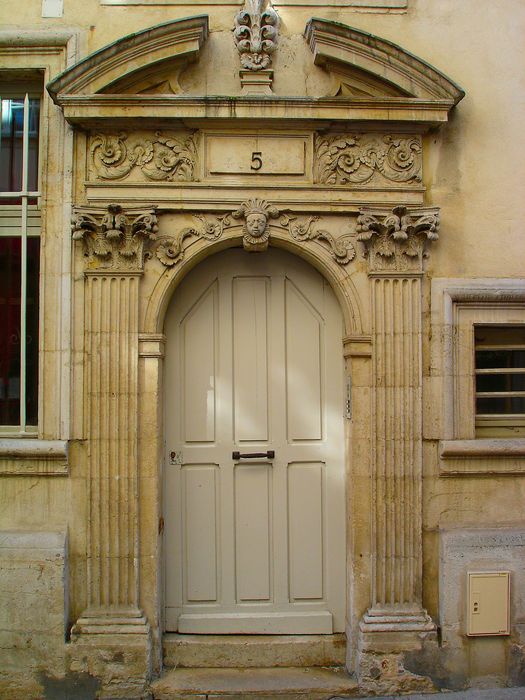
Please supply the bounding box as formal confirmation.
[0,237,21,425]
[0,97,40,195]
[476,373,525,393]
[26,237,39,425]
[27,99,40,193]
[477,397,525,415]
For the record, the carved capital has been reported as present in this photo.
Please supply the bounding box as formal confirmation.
[234,0,279,72]
[357,205,439,273]
[72,204,158,272]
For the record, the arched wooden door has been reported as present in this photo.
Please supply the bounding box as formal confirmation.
[164,248,346,633]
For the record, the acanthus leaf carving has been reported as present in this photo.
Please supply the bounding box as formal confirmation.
[72,204,159,272]
[90,131,198,182]
[314,134,422,186]
[234,0,280,71]
[356,205,439,272]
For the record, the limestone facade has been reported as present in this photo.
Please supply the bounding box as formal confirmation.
[0,1,524,697]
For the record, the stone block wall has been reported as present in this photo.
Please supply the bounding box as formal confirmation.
[0,531,67,699]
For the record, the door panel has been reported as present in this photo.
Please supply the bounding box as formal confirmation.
[235,462,272,602]
[164,248,346,633]
[182,465,218,602]
[288,462,324,600]
[285,278,323,441]
[232,277,269,443]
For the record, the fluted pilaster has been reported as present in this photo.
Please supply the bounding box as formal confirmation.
[357,206,439,635]
[71,204,157,634]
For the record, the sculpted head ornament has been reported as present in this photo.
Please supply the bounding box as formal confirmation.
[232,198,280,252]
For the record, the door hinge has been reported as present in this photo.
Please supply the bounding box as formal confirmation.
[345,377,352,419]
[158,516,164,535]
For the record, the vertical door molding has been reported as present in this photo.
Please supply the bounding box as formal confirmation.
[356,206,439,679]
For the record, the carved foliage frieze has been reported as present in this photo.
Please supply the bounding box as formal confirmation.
[155,199,355,267]
[234,0,279,71]
[72,204,158,271]
[357,205,439,272]
[314,134,422,186]
[89,131,198,182]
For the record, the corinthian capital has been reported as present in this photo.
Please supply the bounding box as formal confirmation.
[72,204,158,272]
[357,205,439,273]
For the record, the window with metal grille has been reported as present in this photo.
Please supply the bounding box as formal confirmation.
[475,325,525,437]
[0,88,41,432]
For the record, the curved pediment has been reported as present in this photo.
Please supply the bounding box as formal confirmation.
[305,19,464,104]
[47,16,209,99]
[48,15,464,128]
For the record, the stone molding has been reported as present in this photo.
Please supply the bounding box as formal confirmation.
[0,439,69,475]
[314,134,422,186]
[72,204,158,271]
[357,205,439,273]
[155,203,356,266]
[90,131,198,182]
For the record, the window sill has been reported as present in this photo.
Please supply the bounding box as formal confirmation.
[439,439,525,476]
[0,439,68,476]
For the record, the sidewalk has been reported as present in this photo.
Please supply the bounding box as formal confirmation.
[355,689,525,699]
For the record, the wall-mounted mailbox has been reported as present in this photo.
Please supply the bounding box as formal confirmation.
[467,571,510,636]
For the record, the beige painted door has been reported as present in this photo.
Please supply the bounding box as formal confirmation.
[164,248,346,633]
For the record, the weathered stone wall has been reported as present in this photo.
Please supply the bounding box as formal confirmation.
[0,0,523,696]
[0,531,67,699]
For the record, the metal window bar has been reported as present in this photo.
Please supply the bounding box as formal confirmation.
[0,93,40,432]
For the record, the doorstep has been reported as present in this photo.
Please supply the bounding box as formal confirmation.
[163,633,347,668]
[150,666,359,699]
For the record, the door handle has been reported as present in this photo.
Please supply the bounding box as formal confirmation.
[232,450,275,460]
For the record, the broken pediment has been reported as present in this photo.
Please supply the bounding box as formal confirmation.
[305,19,464,103]
[47,15,464,129]
[47,16,208,99]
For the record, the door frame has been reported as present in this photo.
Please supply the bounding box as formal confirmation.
[138,233,367,668]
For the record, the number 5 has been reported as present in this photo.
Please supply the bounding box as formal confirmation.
[251,151,263,171]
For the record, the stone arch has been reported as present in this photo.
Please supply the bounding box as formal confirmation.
[142,229,364,339]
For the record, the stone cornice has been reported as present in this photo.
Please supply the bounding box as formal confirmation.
[51,94,455,128]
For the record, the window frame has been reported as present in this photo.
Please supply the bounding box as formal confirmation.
[0,89,42,433]
[474,324,525,436]
[430,279,525,475]
[0,33,76,473]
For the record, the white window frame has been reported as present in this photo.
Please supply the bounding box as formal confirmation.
[0,32,77,472]
[0,90,41,433]
[430,278,525,475]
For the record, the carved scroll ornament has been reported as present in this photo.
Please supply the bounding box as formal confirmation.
[357,205,439,272]
[72,204,158,271]
[90,131,198,182]
[155,199,355,267]
[314,134,422,186]
[234,0,279,71]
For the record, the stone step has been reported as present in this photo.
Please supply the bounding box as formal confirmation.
[163,634,347,669]
[151,666,359,699]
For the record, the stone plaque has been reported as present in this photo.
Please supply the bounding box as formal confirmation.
[205,134,307,177]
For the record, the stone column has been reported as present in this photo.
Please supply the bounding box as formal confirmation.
[356,206,439,692]
[68,204,158,698]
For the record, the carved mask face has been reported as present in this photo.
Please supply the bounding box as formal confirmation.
[245,212,267,238]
